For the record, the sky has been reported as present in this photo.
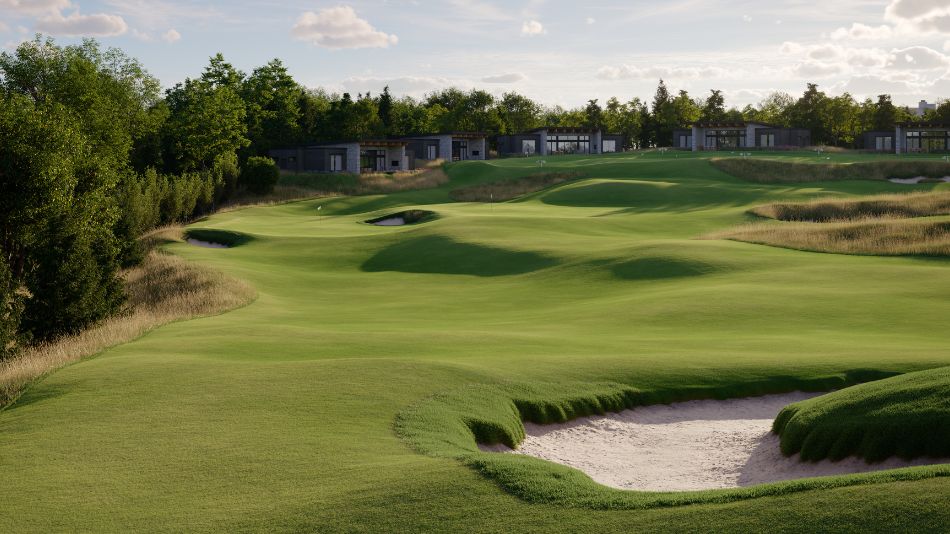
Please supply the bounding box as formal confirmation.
[3,0,950,109]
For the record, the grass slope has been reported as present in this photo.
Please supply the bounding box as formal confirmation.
[774,367,950,462]
[1,151,950,532]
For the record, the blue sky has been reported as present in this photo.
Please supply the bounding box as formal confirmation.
[3,0,950,108]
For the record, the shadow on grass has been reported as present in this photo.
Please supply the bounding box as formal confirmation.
[361,235,559,277]
[610,256,725,280]
[185,229,255,247]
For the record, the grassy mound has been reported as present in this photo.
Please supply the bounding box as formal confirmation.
[774,367,950,462]
[712,158,950,183]
[361,235,558,276]
[449,172,582,202]
[753,192,950,222]
[278,166,449,195]
[712,218,950,256]
[610,256,724,280]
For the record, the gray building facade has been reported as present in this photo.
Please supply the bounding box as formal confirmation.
[269,140,409,175]
[496,127,624,157]
[679,122,811,151]
[401,132,487,163]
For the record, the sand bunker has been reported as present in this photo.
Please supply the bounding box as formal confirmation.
[372,217,406,226]
[889,176,950,184]
[186,238,229,249]
[479,392,948,492]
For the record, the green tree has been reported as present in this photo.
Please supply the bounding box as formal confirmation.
[672,90,701,126]
[698,89,726,123]
[496,92,541,134]
[872,94,898,131]
[786,83,831,144]
[753,92,794,125]
[377,85,394,135]
[584,99,604,129]
[240,156,280,195]
[651,79,677,147]
[242,59,301,157]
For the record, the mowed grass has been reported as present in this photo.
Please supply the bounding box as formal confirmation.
[1,151,950,532]
[774,366,950,462]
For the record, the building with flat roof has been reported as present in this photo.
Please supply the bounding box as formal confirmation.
[915,100,937,117]
[675,122,811,151]
[495,127,624,157]
[270,139,409,174]
[401,132,487,163]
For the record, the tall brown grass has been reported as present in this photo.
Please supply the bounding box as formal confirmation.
[711,158,950,183]
[709,218,950,256]
[752,191,950,222]
[449,172,583,202]
[278,166,449,197]
[0,227,255,408]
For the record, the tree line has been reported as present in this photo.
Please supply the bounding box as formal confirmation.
[0,36,945,358]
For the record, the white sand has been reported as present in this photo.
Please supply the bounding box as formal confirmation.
[479,392,949,492]
[372,217,406,226]
[186,238,228,249]
[888,176,950,184]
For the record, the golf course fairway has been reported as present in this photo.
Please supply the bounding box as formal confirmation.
[2,151,949,532]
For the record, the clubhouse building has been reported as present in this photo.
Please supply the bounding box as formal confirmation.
[673,122,812,151]
[269,132,487,174]
[864,122,950,154]
[495,127,624,157]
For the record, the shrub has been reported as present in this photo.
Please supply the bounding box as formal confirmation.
[0,255,22,360]
[240,156,280,195]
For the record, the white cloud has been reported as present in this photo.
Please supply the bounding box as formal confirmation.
[341,75,470,97]
[886,45,950,69]
[830,23,894,41]
[792,61,845,78]
[597,64,729,80]
[162,28,180,43]
[742,14,752,23]
[585,17,595,25]
[0,0,71,15]
[0,21,8,32]
[481,72,527,83]
[521,20,544,35]
[292,6,398,49]
[885,0,950,33]
[34,9,128,36]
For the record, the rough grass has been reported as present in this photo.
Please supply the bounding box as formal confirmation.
[279,166,449,196]
[752,192,950,222]
[449,171,583,202]
[774,367,950,462]
[711,158,950,183]
[711,217,950,256]
[0,228,255,408]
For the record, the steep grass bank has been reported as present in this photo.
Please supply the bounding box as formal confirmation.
[712,158,950,183]
[449,171,583,202]
[774,367,950,462]
[0,228,255,407]
[279,165,449,196]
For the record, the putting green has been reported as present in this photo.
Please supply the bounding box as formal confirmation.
[2,151,949,532]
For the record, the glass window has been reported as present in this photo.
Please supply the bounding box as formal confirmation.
[330,154,343,172]
[426,145,437,159]
[603,140,617,153]
[522,140,536,155]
